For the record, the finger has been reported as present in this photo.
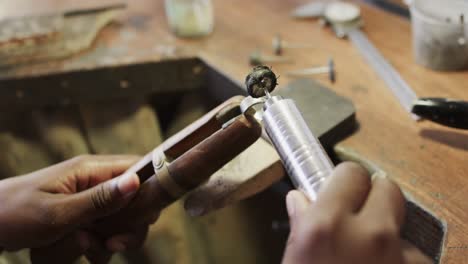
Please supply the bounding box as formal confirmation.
[314,162,372,214]
[57,172,140,226]
[92,174,167,235]
[402,240,434,264]
[360,177,406,227]
[30,231,90,264]
[286,190,310,232]
[283,190,320,264]
[71,155,140,190]
[129,175,167,224]
[106,226,149,252]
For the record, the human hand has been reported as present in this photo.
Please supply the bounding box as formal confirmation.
[0,155,141,251]
[29,153,164,264]
[282,162,432,264]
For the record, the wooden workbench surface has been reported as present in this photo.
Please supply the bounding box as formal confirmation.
[2,0,468,262]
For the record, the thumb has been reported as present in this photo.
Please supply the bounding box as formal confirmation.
[286,190,310,234]
[60,172,140,225]
[283,190,310,264]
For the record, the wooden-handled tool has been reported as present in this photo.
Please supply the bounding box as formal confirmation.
[142,113,261,209]
[168,116,261,195]
[93,96,262,234]
[126,96,261,200]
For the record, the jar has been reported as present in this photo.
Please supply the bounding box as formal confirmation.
[164,0,214,38]
[409,0,468,71]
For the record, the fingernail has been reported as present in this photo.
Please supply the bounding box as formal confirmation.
[117,173,139,196]
[371,170,387,180]
[286,192,297,219]
[108,240,126,252]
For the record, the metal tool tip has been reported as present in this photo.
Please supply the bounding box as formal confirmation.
[245,66,278,98]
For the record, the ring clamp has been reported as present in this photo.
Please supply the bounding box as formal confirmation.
[152,150,185,198]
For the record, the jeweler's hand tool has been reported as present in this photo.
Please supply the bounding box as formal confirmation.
[241,66,334,201]
[412,98,468,130]
[92,96,262,235]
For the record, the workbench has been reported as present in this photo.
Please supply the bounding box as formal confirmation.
[1,0,468,263]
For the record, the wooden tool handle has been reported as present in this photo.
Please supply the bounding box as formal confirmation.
[167,115,261,197]
[119,96,245,184]
[151,116,262,208]
[91,115,261,236]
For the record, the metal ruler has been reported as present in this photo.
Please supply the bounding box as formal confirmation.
[348,29,419,120]
[323,2,419,120]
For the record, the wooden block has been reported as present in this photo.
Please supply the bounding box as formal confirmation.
[402,200,445,263]
[0,59,204,109]
[185,138,285,216]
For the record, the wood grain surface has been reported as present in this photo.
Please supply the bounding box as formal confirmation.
[1,0,467,262]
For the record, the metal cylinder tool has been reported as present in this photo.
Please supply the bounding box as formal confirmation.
[241,66,334,200]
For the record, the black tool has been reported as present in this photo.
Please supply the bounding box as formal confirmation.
[411,98,468,130]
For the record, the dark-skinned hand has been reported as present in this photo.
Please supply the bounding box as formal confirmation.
[0,155,146,263]
[282,162,433,264]
[29,154,168,264]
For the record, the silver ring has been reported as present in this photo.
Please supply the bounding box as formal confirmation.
[240,96,265,114]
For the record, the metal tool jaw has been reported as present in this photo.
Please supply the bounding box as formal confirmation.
[240,95,268,121]
[152,150,185,198]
